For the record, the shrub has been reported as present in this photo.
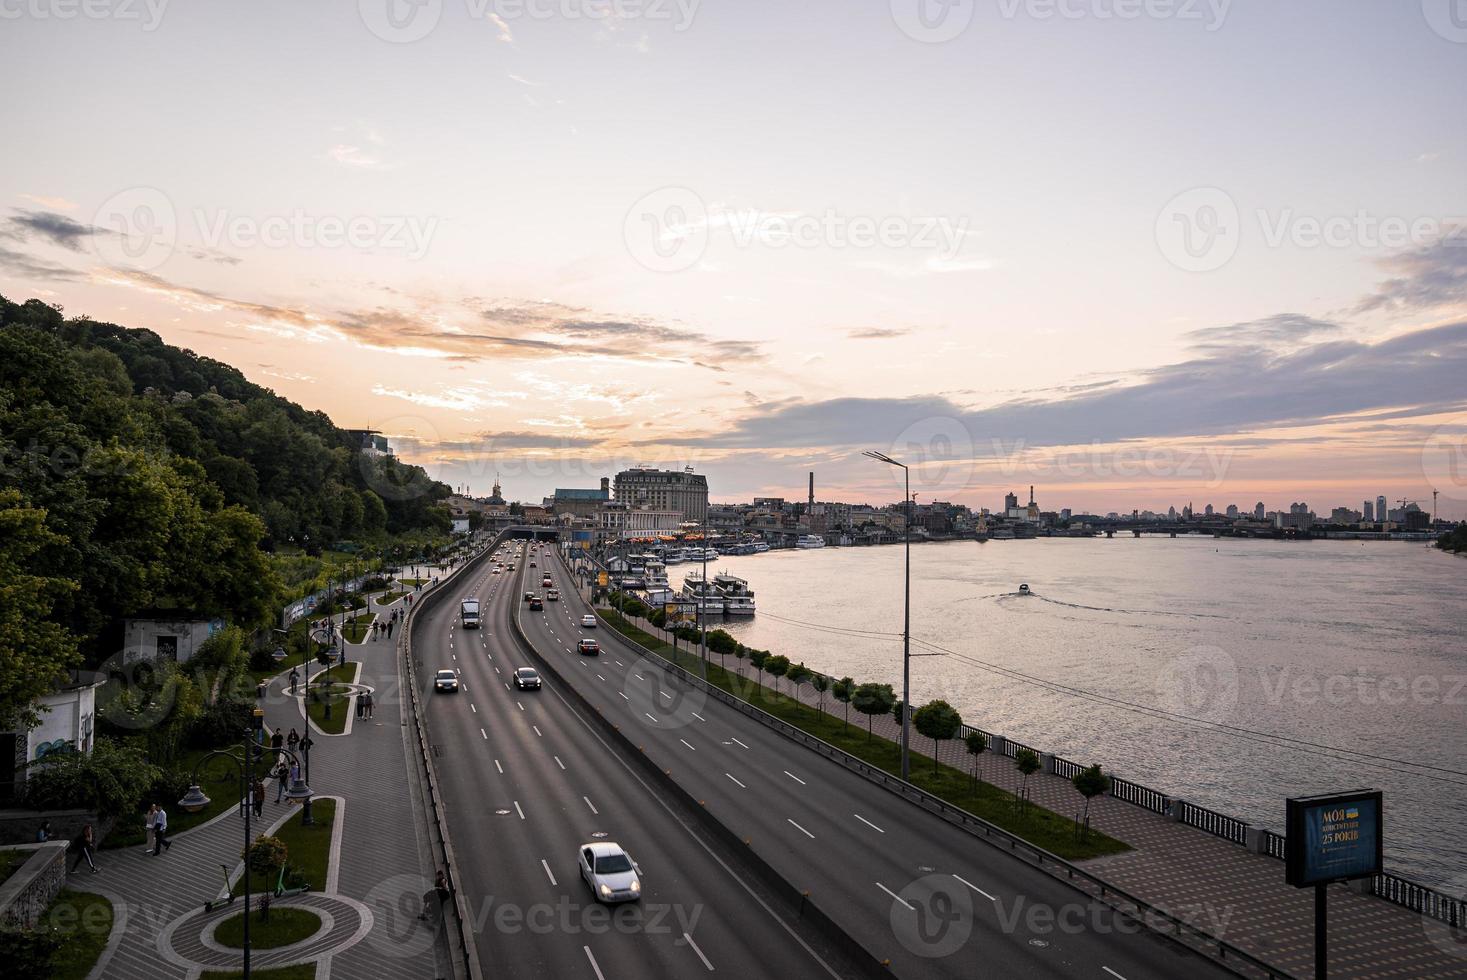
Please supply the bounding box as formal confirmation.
[23,738,161,818]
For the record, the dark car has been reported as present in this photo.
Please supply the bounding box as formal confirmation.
[513,667,542,690]
[529,597,544,610]
[577,639,600,656]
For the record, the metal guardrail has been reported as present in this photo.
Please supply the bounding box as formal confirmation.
[1052,755,1086,780]
[1181,801,1249,846]
[400,536,502,980]
[582,600,1297,980]
[1262,829,1287,861]
[1373,872,1465,928]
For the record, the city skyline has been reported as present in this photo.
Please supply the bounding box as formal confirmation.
[3,2,1466,515]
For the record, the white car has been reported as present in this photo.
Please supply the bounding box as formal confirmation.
[581,614,597,628]
[434,669,459,693]
[578,842,641,903]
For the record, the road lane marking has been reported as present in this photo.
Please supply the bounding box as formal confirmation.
[555,756,566,770]
[635,673,645,680]
[725,773,746,789]
[542,859,557,886]
[787,818,814,839]
[691,712,706,722]
[495,759,503,773]
[684,932,714,971]
[952,874,997,901]
[597,674,605,681]
[480,728,487,740]
[517,702,524,711]
[618,692,630,700]
[533,725,543,737]
[584,947,605,980]
[731,737,749,749]
[877,881,913,910]
[514,801,525,820]
[1102,969,1127,980]
[854,814,885,834]
[680,739,696,751]
[470,704,477,713]
[644,713,658,723]
[584,796,599,815]
[784,771,806,785]
[615,660,624,667]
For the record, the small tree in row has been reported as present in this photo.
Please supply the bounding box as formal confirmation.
[1072,764,1111,841]
[965,731,988,790]
[912,699,962,774]
[851,683,895,741]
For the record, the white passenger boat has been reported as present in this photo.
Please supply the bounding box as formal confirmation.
[795,535,826,549]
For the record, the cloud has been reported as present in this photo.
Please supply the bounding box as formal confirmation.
[328,144,391,170]
[0,243,82,281]
[1184,313,1341,352]
[1356,233,1467,314]
[478,430,601,450]
[4,209,104,251]
[847,327,913,340]
[186,245,242,266]
[507,73,538,86]
[489,13,513,42]
[659,318,1467,451]
[19,194,78,211]
[372,383,528,411]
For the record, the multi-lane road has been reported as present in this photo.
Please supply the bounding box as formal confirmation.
[418,539,1239,980]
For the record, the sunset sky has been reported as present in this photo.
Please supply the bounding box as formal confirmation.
[3,1,1466,515]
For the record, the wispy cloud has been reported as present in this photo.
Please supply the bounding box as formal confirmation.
[847,327,913,340]
[489,13,513,42]
[1356,233,1467,314]
[3,208,105,252]
[328,144,391,170]
[19,194,78,211]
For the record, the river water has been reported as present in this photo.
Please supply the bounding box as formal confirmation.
[673,538,1466,887]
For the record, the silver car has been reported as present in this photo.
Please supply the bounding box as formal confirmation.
[578,842,641,903]
[434,669,459,693]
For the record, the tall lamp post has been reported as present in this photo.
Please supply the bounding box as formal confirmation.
[177,710,313,979]
[863,450,912,781]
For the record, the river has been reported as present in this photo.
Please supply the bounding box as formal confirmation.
[671,537,1466,888]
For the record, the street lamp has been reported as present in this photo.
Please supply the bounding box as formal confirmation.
[863,449,912,781]
[177,713,313,978]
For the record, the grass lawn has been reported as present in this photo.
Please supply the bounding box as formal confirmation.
[597,610,1129,861]
[374,590,407,605]
[306,664,359,734]
[340,613,376,644]
[214,907,322,949]
[104,743,253,849]
[398,577,427,587]
[42,889,114,980]
[0,847,27,888]
[246,798,336,895]
[201,965,316,980]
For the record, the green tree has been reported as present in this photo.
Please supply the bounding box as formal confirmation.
[1014,749,1041,817]
[0,492,81,729]
[23,738,161,818]
[1072,764,1111,841]
[785,662,812,714]
[832,676,855,732]
[247,834,288,879]
[912,699,963,773]
[748,648,769,688]
[852,683,896,741]
[765,655,790,696]
[965,731,989,789]
[810,672,830,717]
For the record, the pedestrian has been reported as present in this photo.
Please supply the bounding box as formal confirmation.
[419,869,451,920]
[70,823,99,874]
[287,761,301,805]
[271,727,284,751]
[355,693,365,719]
[252,778,265,818]
[152,804,171,855]
[288,669,299,694]
[36,820,51,842]
[364,691,375,719]
[275,760,289,803]
[287,728,300,752]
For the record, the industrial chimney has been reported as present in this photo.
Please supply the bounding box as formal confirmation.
[808,472,815,508]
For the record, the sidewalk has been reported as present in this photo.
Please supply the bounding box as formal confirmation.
[71,612,447,980]
[617,607,1467,980]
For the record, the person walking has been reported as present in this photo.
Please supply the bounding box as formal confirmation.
[70,823,99,874]
[275,760,289,803]
[288,668,299,694]
[143,804,158,852]
[152,805,171,855]
[419,870,451,920]
[287,728,300,752]
[252,778,265,818]
[363,690,375,719]
[271,727,284,752]
[355,692,365,719]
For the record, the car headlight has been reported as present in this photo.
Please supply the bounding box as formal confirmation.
[599,883,612,898]
[629,878,640,893]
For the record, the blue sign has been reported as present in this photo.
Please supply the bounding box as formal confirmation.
[1286,790,1383,886]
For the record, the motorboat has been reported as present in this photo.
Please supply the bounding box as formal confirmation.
[795,535,826,549]
[1018,583,1031,595]
[713,573,756,615]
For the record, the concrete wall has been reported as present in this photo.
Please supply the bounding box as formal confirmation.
[0,809,110,847]
[0,841,69,930]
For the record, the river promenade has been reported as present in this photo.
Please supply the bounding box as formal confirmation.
[611,597,1467,980]
[67,576,451,980]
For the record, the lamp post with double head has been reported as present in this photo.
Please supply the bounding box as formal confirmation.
[863,450,912,781]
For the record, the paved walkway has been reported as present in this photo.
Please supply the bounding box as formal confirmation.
[617,606,1467,979]
[71,591,448,980]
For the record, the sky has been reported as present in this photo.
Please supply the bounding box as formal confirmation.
[2,0,1466,516]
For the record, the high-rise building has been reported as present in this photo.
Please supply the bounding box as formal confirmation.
[1254,501,1266,520]
[613,466,708,523]
[1226,504,1239,519]
[1363,500,1374,522]
[1377,495,1388,523]
[1204,503,1214,516]
[1004,491,1019,512]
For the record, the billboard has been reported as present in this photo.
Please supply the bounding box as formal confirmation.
[1285,790,1383,887]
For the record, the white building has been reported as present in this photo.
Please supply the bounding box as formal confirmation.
[122,615,226,665]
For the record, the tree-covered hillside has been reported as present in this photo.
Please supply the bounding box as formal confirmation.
[0,294,453,723]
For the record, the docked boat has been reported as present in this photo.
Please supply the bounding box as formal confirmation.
[750,541,771,553]
[795,534,826,549]
[681,573,725,615]
[713,572,756,615]
[642,559,671,592]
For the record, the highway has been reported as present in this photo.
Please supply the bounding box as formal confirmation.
[417,541,865,979]
[506,542,1243,980]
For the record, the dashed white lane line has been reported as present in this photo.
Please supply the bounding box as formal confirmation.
[618,692,630,701]
[730,737,749,749]
[585,947,606,980]
[597,674,605,681]
[787,818,815,839]
[725,773,746,789]
[635,673,645,680]
[952,873,998,902]
[644,713,658,723]
[784,771,806,785]
[691,712,706,722]
[495,759,503,773]
[554,756,566,770]
[470,703,477,713]
[1102,968,1127,980]
[480,728,487,740]
[853,813,885,834]
[615,660,624,667]
[533,725,543,737]
[679,739,696,751]
[514,800,525,820]
[684,932,715,971]
[517,702,525,711]
[542,859,558,886]
[504,683,511,691]
[877,881,913,910]
[660,691,673,700]
[583,796,599,815]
